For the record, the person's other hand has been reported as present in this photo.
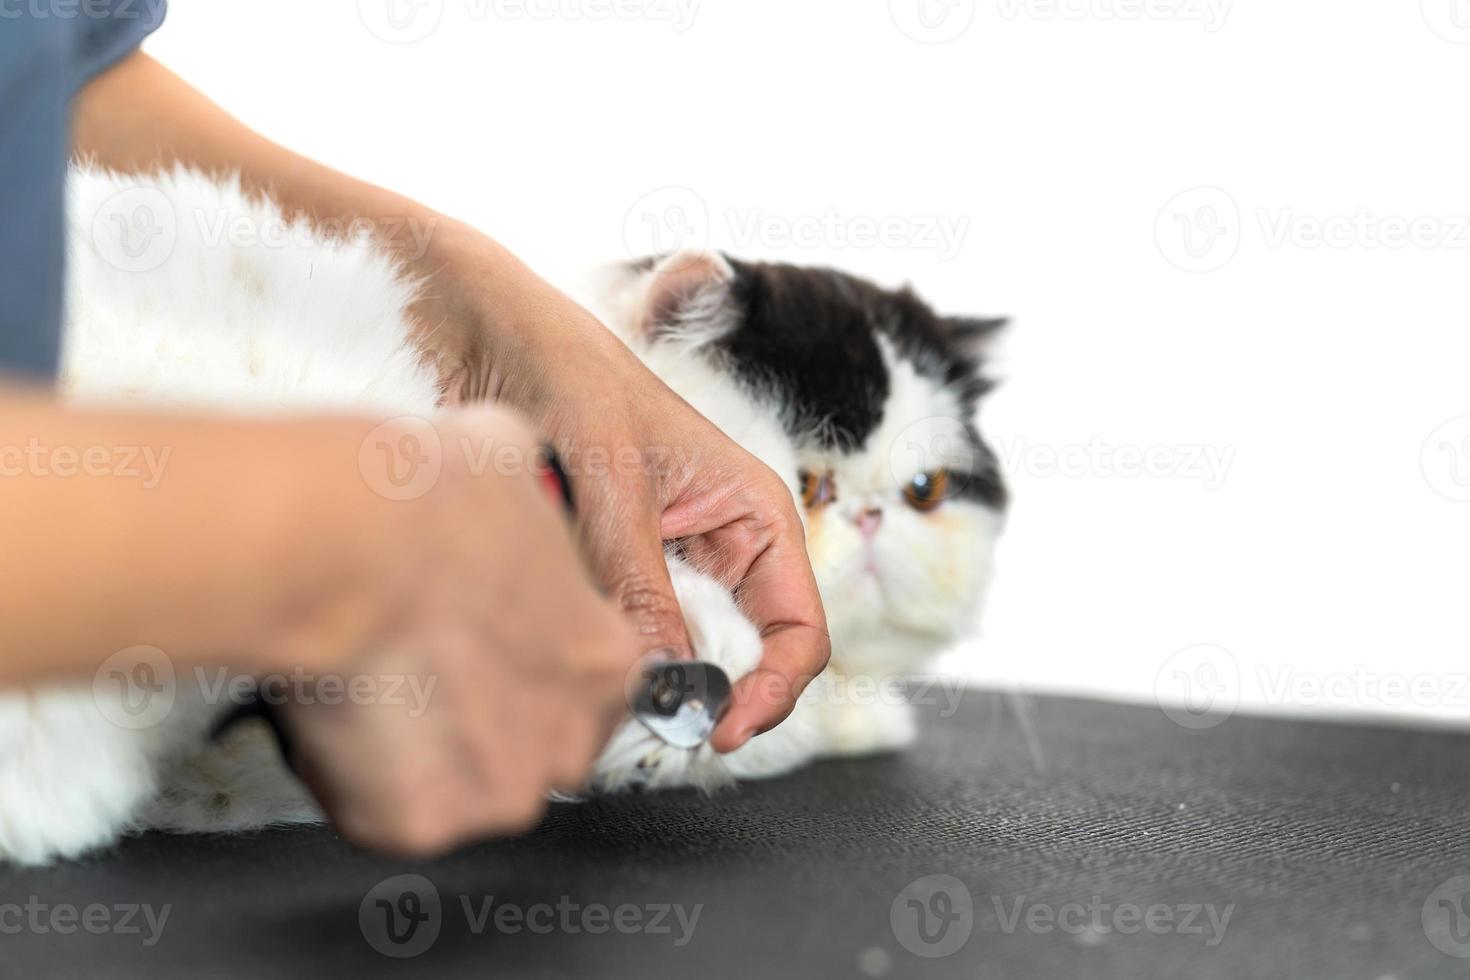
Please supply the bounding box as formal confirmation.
[419,235,831,753]
[272,408,639,856]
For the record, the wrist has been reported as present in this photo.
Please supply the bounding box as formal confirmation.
[236,417,425,676]
[406,222,628,409]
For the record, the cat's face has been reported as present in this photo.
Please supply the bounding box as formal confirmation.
[612,252,1007,672]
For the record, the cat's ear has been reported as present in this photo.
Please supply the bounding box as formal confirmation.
[639,250,736,337]
[945,316,1008,361]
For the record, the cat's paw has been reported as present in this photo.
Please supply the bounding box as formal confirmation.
[590,555,820,791]
[592,704,822,791]
[138,722,323,833]
[814,680,919,758]
[0,689,170,865]
[592,724,733,793]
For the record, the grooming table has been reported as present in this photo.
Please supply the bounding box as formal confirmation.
[5,691,1468,978]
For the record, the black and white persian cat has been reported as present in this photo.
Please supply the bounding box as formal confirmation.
[0,167,1007,864]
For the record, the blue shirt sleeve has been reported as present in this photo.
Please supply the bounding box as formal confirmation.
[0,0,168,380]
[70,0,170,91]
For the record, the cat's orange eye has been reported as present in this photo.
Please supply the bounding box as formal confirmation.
[800,470,837,509]
[903,470,950,512]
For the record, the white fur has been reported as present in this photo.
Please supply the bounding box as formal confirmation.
[0,170,997,865]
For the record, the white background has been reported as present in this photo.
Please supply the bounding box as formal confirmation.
[147,0,1470,728]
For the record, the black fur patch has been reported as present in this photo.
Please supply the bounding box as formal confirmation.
[658,256,1008,510]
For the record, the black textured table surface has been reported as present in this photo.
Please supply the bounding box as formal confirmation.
[5,690,1470,979]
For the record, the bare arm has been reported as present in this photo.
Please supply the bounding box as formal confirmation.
[0,388,400,683]
[69,51,831,750]
[72,52,494,385]
[0,386,640,849]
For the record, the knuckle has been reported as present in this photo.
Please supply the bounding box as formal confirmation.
[613,580,687,646]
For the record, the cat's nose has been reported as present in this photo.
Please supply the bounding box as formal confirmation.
[854,507,883,539]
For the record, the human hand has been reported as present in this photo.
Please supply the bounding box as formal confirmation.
[415,231,831,753]
[270,407,640,856]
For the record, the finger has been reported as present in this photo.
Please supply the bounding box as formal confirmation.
[709,520,830,753]
[578,477,693,659]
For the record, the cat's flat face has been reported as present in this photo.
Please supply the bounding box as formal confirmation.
[716,260,1007,670]
[609,252,1007,673]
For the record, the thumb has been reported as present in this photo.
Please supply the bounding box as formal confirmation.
[579,489,693,660]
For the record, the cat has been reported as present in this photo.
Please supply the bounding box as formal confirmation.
[0,165,1007,865]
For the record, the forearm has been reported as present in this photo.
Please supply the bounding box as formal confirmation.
[72,51,634,405]
[0,389,397,685]
[73,52,505,375]
[74,53,442,263]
